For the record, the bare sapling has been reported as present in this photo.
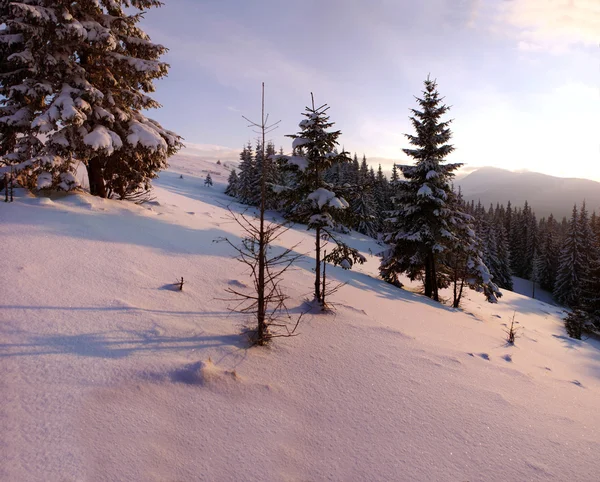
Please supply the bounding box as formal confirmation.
[219,83,304,345]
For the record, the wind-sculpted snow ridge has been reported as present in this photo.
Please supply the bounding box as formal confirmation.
[1,154,600,481]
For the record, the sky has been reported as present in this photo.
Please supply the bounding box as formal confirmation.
[140,0,600,180]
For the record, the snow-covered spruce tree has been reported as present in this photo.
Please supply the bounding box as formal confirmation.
[348,155,377,237]
[0,0,182,198]
[236,143,255,204]
[445,206,501,308]
[554,204,583,306]
[249,141,278,208]
[204,173,212,187]
[374,164,390,233]
[277,95,365,305]
[582,212,600,329]
[350,180,378,237]
[247,140,264,206]
[359,154,369,183]
[494,221,513,290]
[536,214,559,292]
[380,77,462,301]
[225,169,239,197]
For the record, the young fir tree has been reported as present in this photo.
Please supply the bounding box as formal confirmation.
[277,94,365,304]
[204,173,213,187]
[380,77,462,301]
[221,83,301,345]
[0,0,181,197]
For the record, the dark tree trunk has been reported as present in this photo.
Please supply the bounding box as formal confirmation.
[321,251,327,305]
[453,276,465,308]
[87,158,107,198]
[315,225,322,302]
[431,251,439,301]
[424,251,432,298]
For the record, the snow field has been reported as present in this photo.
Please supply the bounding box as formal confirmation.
[1,153,599,481]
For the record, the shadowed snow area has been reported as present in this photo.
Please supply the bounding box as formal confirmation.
[1,154,600,481]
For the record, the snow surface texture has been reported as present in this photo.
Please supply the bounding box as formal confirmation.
[1,154,600,481]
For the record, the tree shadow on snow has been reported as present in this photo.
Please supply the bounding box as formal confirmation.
[337,268,458,314]
[4,191,305,263]
[502,295,564,316]
[0,319,249,364]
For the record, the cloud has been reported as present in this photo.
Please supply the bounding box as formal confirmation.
[494,0,600,51]
[151,15,333,98]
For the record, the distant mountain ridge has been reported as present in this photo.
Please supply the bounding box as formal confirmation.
[456,167,600,219]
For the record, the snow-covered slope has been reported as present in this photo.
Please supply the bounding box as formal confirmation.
[2,157,600,481]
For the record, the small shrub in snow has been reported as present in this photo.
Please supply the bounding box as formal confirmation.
[505,312,519,345]
[564,309,589,340]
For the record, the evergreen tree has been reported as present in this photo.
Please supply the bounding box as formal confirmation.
[537,214,559,292]
[390,164,400,183]
[225,169,239,197]
[350,181,378,237]
[204,173,213,187]
[374,164,390,232]
[591,212,600,247]
[359,154,369,183]
[380,77,462,301]
[247,140,265,206]
[578,201,593,265]
[523,205,538,279]
[0,0,182,197]
[495,221,513,290]
[369,166,376,184]
[237,143,255,204]
[554,205,584,306]
[446,208,501,307]
[279,95,364,304]
[350,154,360,185]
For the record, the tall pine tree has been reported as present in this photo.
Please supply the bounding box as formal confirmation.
[554,205,584,306]
[380,77,462,301]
